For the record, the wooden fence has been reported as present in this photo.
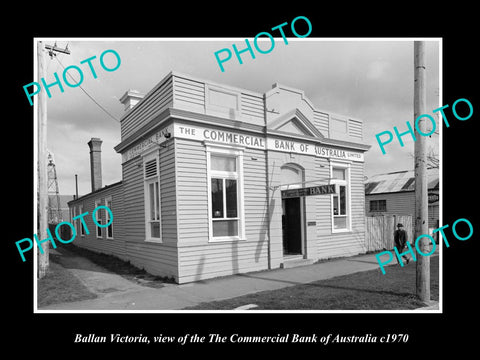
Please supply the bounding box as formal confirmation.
[365,215,413,252]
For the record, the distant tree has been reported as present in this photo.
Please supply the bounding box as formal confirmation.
[408,146,438,169]
[427,148,439,169]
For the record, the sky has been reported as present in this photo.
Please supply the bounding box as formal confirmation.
[40,38,440,197]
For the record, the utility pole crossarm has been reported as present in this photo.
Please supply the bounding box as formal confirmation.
[44,44,70,55]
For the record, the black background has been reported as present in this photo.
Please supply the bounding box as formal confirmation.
[7,4,478,355]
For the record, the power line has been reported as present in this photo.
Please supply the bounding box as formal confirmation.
[54,56,120,123]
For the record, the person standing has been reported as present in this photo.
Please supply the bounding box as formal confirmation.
[394,223,410,264]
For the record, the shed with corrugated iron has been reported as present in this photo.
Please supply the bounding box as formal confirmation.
[364,168,439,229]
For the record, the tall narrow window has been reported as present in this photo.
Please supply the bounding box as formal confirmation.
[72,206,77,235]
[331,163,350,231]
[79,204,86,236]
[106,197,113,239]
[144,153,161,241]
[95,199,103,238]
[208,148,244,241]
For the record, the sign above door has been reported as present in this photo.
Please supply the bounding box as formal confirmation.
[281,184,337,199]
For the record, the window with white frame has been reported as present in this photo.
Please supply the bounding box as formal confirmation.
[207,146,244,241]
[331,163,350,231]
[72,206,77,235]
[79,204,86,236]
[144,152,161,241]
[95,199,103,238]
[105,196,113,239]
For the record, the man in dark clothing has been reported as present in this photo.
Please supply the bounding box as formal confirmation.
[394,223,410,265]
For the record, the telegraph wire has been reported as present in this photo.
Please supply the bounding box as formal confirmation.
[54,56,120,123]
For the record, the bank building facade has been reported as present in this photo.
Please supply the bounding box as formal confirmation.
[69,71,370,283]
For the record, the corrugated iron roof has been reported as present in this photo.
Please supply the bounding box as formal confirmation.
[365,168,439,194]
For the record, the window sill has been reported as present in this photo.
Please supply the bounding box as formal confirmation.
[331,229,352,234]
[208,237,246,243]
[145,238,163,244]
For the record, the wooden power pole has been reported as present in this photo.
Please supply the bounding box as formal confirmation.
[37,41,49,279]
[414,41,430,302]
[37,41,70,279]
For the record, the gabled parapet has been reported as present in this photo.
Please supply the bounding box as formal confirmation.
[265,83,365,144]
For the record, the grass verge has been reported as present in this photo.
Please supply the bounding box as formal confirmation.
[37,260,97,307]
[59,244,176,285]
[184,256,439,310]
[38,244,176,307]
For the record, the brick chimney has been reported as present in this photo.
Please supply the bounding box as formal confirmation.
[88,138,103,192]
[119,89,145,111]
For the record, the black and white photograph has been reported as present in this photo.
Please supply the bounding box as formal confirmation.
[33,38,441,313]
[8,7,478,354]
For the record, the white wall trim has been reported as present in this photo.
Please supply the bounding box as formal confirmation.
[329,160,352,233]
[143,150,162,243]
[206,144,245,243]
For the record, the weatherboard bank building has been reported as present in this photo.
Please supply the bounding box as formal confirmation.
[68,71,370,283]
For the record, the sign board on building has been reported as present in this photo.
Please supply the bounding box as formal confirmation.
[281,184,336,199]
[174,123,266,150]
[122,125,173,163]
[266,138,364,162]
[173,123,365,162]
[122,123,365,163]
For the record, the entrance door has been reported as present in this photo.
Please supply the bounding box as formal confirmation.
[282,197,302,255]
